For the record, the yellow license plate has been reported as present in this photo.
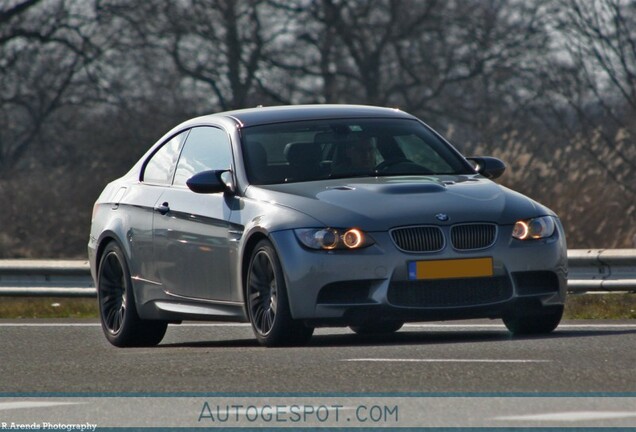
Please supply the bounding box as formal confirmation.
[408,257,493,280]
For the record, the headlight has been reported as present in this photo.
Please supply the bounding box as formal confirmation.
[294,228,374,250]
[512,216,556,240]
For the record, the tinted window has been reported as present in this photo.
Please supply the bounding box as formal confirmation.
[173,126,233,187]
[143,131,188,184]
[395,134,456,173]
[241,118,473,184]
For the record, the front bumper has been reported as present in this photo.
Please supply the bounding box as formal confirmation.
[269,223,567,323]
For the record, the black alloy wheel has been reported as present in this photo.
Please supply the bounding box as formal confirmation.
[246,239,313,347]
[97,242,167,347]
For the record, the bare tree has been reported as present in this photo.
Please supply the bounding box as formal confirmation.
[558,0,636,112]
[300,0,441,106]
[539,0,636,195]
[1,0,635,255]
[0,0,102,173]
[142,0,275,111]
[268,0,554,137]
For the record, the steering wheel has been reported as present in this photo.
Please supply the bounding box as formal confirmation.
[375,157,409,172]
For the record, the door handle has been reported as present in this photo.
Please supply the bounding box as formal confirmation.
[154,202,170,215]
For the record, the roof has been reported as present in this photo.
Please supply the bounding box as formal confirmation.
[210,104,415,127]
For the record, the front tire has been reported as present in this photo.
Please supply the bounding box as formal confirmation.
[97,242,167,347]
[246,240,313,347]
[503,305,564,335]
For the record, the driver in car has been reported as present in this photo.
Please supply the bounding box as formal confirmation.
[332,135,377,175]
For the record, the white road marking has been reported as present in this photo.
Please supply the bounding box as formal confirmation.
[495,411,636,422]
[343,358,550,363]
[0,401,81,411]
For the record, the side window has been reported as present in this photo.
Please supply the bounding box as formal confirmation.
[173,126,233,187]
[142,131,188,184]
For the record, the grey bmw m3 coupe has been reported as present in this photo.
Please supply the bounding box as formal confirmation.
[88,105,567,347]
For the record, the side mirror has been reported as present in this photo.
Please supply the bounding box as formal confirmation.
[466,156,506,180]
[186,170,235,194]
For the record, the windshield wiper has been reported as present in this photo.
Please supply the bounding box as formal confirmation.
[372,171,436,177]
[328,172,378,180]
[328,170,467,180]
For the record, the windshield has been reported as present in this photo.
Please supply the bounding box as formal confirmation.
[240,118,474,185]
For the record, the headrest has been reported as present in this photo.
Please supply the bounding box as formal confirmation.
[284,142,321,165]
[313,132,335,145]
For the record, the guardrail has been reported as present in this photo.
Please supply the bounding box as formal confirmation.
[0,260,94,297]
[0,249,634,297]
[567,249,636,293]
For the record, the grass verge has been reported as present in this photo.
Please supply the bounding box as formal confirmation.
[0,294,634,319]
[564,293,636,319]
[0,297,98,319]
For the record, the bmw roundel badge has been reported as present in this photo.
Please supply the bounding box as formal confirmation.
[435,213,449,222]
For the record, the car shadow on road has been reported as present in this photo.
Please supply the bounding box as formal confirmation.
[307,328,636,348]
[308,327,636,346]
[499,328,636,341]
[159,338,261,348]
[156,328,636,349]
[310,331,508,347]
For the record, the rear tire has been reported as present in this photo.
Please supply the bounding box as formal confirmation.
[97,242,167,347]
[350,321,404,335]
[246,239,314,347]
[503,305,563,335]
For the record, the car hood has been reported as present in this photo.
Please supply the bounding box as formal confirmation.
[246,175,554,231]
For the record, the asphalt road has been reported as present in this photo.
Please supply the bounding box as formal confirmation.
[0,319,635,393]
